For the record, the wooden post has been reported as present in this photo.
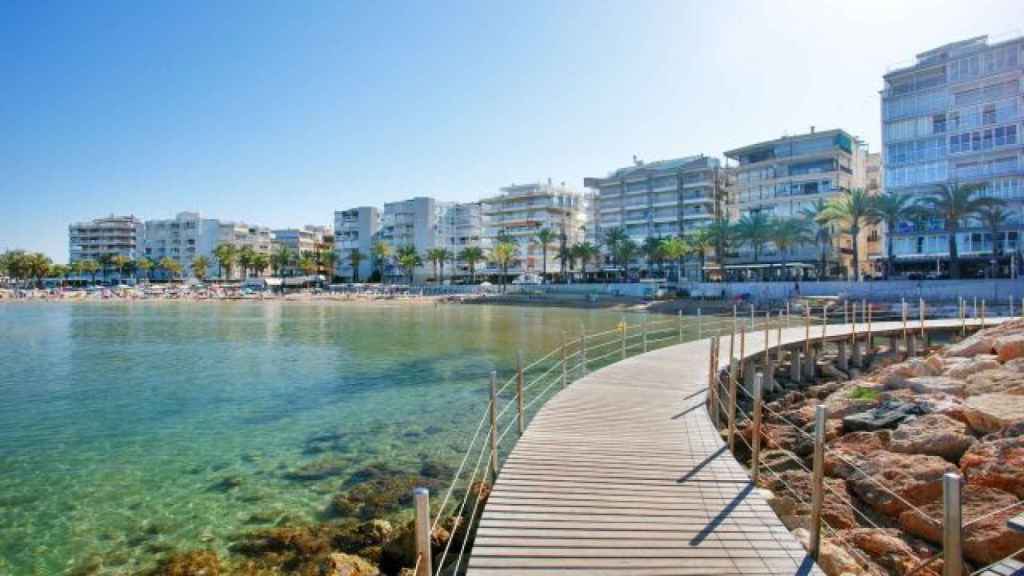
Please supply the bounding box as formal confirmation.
[733,304,738,334]
[1010,295,1015,318]
[943,472,963,576]
[750,303,755,330]
[866,301,873,351]
[961,297,967,337]
[804,306,811,354]
[642,314,649,353]
[786,300,791,327]
[621,316,627,360]
[679,310,684,343]
[776,312,785,365]
[727,355,738,452]
[413,487,433,576]
[751,373,764,484]
[981,300,986,327]
[844,300,849,325]
[697,308,702,340]
[821,303,828,341]
[561,330,567,388]
[516,351,525,436]
[920,297,926,338]
[739,326,746,379]
[489,372,498,481]
[710,337,720,429]
[708,337,717,424]
[973,296,978,320]
[809,404,828,560]
[580,322,587,376]
[902,298,908,347]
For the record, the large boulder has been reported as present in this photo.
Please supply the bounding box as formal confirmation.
[994,334,1024,363]
[762,470,859,530]
[841,400,927,433]
[828,528,942,576]
[964,368,1024,397]
[962,392,1024,434]
[828,450,955,518]
[824,383,883,420]
[899,485,1024,566]
[889,414,976,463]
[943,355,1001,380]
[824,431,891,477]
[318,553,380,576]
[960,434,1024,498]
[872,358,941,387]
[944,332,996,357]
[901,376,966,397]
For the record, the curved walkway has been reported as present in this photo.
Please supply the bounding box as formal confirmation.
[468,317,1006,576]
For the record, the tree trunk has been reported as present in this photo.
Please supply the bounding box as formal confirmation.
[851,226,861,282]
[949,226,960,279]
[886,230,895,279]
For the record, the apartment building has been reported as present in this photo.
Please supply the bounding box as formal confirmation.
[272,225,333,277]
[142,212,272,279]
[584,155,722,280]
[68,215,144,264]
[724,128,868,279]
[334,207,380,282]
[481,181,584,279]
[379,197,445,282]
[881,34,1024,276]
[440,202,483,279]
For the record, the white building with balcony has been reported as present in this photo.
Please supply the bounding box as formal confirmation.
[334,207,380,282]
[379,197,445,282]
[142,212,272,279]
[481,181,584,280]
[440,202,483,280]
[68,215,144,264]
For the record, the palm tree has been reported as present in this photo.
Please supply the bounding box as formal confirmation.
[768,218,812,280]
[688,228,714,283]
[533,228,557,283]
[271,245,293,277]
[706,218,736,280]
[642,236,666,278]
[213,244,238,281]
[237,247,258,280]
[51,264,70,288]
[799,199,834,279]
[371,241,391,284]
[490,240,517,292]
[979,205,1012,278]
[602,228,629,280]
[79,259,100,285]
[111,255,131,283]
[26,253,52,288]
[426,248,449,284]
[874,192,916,279]
[318,248,337,282]
[158,256,182,283]
[659,236,689,283]
[135,257,153,284]
[735,211,772,280]
[571,241,600,282]
[820,188,881,282]
[458,246,485,284]
[69,260,84,286]
[613,237,639,282]
[97,253,114,284]
[916,182,1004,279]
[395,245,421,284]
[348,249,365,282]
[251,253,270,278]
[192,255,210,281]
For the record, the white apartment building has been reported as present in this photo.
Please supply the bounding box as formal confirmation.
[379,197,445,282]
[881,34,1024,277]
[334,207,380,282]
[273,225,332,277]
[481,181,584,279]
[142,212,272,279]
[440,202,483,279]
[68,215,144,264]
[584,156,721,280]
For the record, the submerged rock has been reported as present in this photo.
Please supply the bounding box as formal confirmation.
[148,549,221,576]
[285,457,352,481]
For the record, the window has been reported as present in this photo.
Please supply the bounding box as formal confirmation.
[932,114,946,133]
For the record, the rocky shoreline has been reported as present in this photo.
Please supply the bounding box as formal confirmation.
[736,320,1024,575]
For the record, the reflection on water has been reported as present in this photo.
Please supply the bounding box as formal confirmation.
[0,301,633,575]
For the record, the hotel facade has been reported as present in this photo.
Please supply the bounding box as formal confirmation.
[68,215,144,264]
[334,207,380,282]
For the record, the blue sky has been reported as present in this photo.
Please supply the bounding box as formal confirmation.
[2,0,1021,261]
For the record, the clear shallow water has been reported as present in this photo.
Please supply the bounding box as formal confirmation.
[0,302,636,575]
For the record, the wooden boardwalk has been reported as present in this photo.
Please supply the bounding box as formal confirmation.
[469,317,1003,575]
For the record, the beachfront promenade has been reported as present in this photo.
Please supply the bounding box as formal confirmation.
[468,317,1002,576]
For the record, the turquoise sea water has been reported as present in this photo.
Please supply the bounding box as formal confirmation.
[0,302,637,575]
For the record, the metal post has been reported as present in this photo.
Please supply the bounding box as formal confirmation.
[902,298,908,346]
[973,296,978,319]
[750,303,755,330]
[580,322,587,376]
[679,310,684,343]
[821,304,828,341]
[697,308,702,340]
[733,304,738,334]
[837,340,849,372]
[561,330,567,388]
[727,355,738,452]
[790,347,802,384]
[804,307,811,354]
[961,297,967,337]
[621,316,627,360]
[776,313,784,365]
[866,300,873,351]
[708,337,718,426]
[920,297,926,338]
[786,300,791,327]
[414,487,433,576]
[981,300,986,327]
[809,405,828,560]
[844,300,849,325]
[489,372,498,481]
[739,326,746,379]
[642,314,649,353]
[1011,295,1015,318]
[751,373,764,484]
[516,351,525,436]
[943,472,963,576]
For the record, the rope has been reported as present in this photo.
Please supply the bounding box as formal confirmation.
[523,372,563,413]
[585,348,621,367]
[450,457,491,576]
[523,360,562,392]
[826,451,936,521]
[962,498,1024,529]
[759,404,816,441]
[430,407,490,530]
[433,427,491,575]
[968,545,1024,576]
